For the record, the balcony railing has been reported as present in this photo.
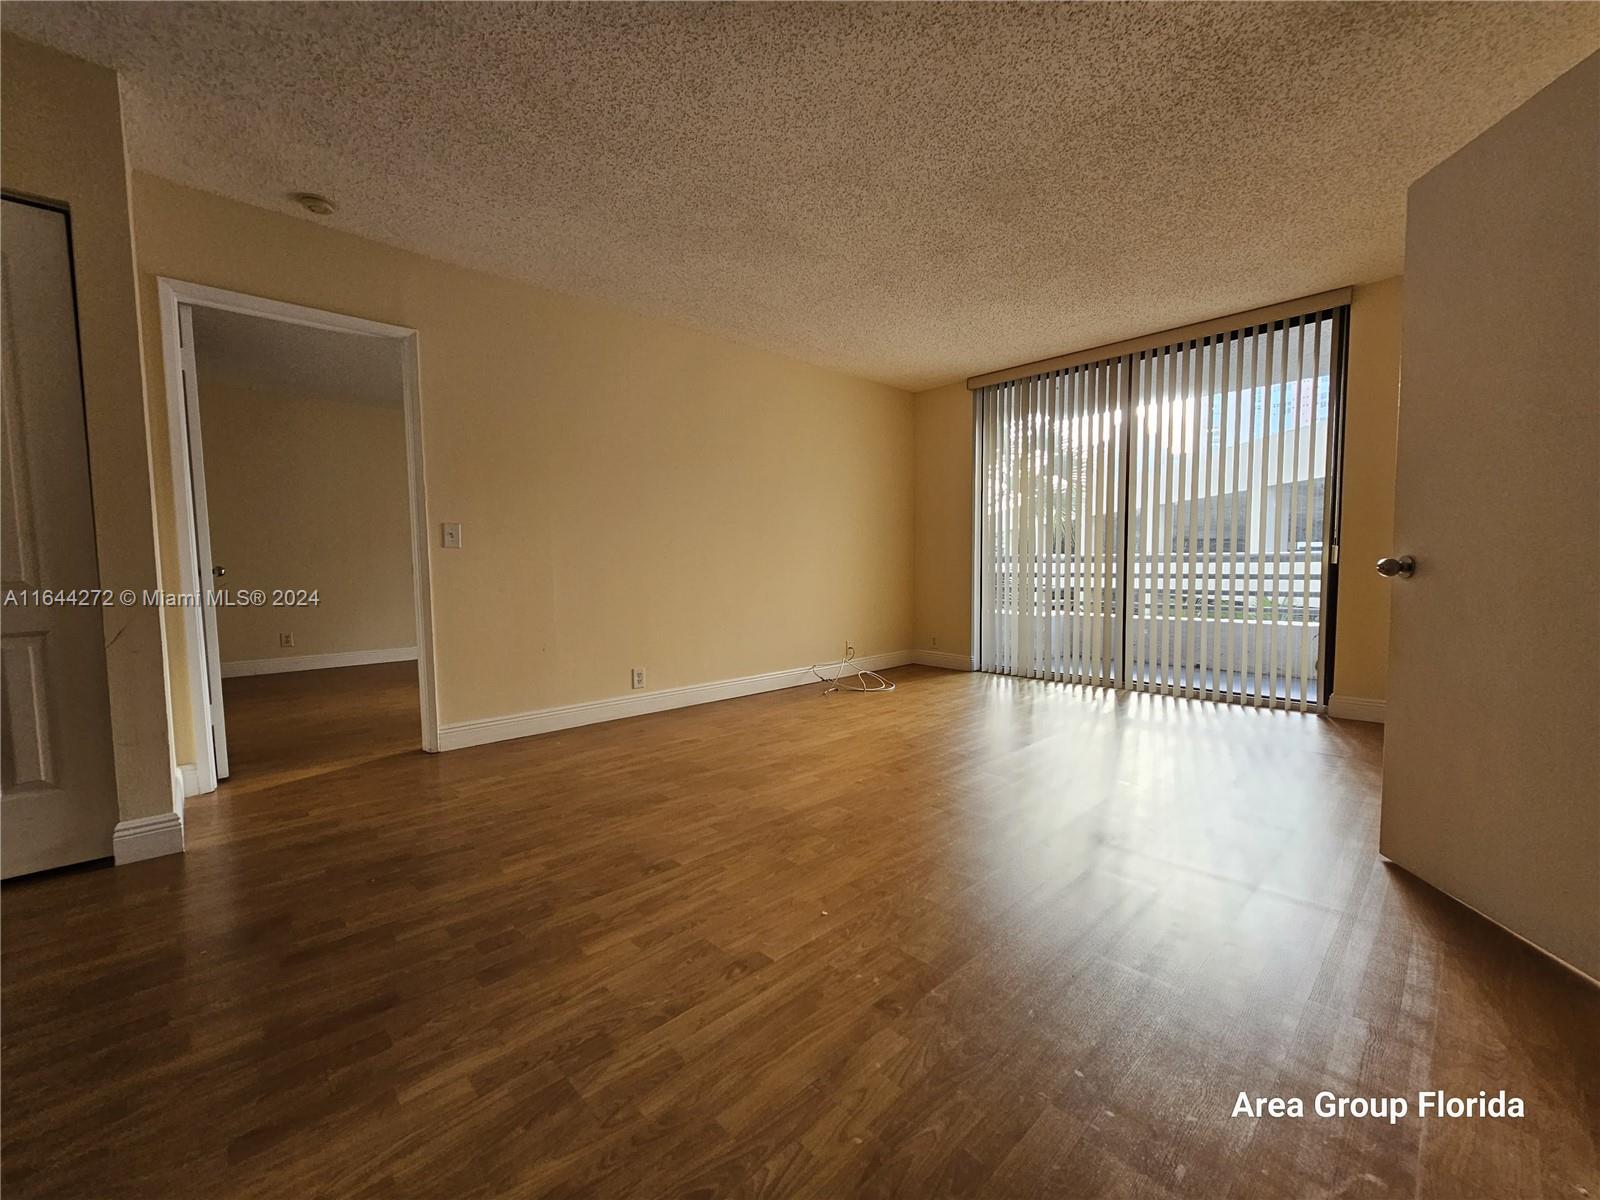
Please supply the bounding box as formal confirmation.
[983,549,1326,699]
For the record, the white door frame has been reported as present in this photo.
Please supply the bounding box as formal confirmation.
[156,277,440,795]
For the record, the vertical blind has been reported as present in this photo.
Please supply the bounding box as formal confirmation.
[978,306,1345,710]
[978,359,1124,683]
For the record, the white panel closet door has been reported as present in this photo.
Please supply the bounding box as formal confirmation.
[0,200,120,877]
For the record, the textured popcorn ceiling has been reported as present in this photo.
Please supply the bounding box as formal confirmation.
[6,3,1596,391]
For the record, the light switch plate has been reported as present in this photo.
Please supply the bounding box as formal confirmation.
[441,522,463,549]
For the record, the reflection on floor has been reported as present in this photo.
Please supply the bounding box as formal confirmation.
[3,666,1596,1198]
[217,660,421,797]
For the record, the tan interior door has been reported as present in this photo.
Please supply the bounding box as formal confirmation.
[1380,54,1599,980]
[178,303,230,780]
[1,198,120,878]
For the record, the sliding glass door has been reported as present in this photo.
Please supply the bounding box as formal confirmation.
[977,359,1124,684]
[977,305,1346,710]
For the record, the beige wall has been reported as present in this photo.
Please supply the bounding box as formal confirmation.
[909,281,1406,691]
[195,379,415,665]
[1,36,176,822]
[912,382,975,660]
[3,35,1404,786]
[1332,277,1403,703]
[130,174,914,761]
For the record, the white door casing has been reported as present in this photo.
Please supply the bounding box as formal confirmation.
[0,199,120,877]
[156,277,441,787]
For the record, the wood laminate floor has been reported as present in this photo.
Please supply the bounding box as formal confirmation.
[3,664,1596,1199]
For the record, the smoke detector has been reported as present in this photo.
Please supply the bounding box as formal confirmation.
[293,192,336,216]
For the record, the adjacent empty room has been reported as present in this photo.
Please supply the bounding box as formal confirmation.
[1,5,1596,1199]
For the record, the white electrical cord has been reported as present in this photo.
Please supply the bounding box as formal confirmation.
[810,644,896,694]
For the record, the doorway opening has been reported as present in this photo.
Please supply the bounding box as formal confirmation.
[157,280,437,796]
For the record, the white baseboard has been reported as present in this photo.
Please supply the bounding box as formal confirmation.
[912,649,975,671]
[221,646,418,678]
[178,763,202,798]
[1327,695,1386,724]
[438,650,913,752]
[113,812,185,866]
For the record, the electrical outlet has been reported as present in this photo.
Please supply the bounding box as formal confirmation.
[441,522,463,549]
[845,643,854,659]
[931,635,938,648]
[279,632,295,648]
[631,667,645,690]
